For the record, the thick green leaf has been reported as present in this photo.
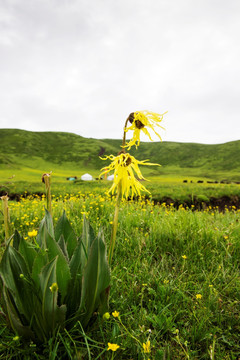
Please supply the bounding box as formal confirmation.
[39,258,57,333]
[39,258,67,335]
[78,229,110,327]
[80,216,95,270]
[32,251,49,287]
[3,285,35,340]
[44,225,71,301]
[66,217,97,318]
[18,238,37,273]
[37,208,54,248]
[55,210,77,259]
[58,234,69,261]
[0,246,39,323]
[65,239,84,318]
[12,230,22,250]
[69,238,83,277]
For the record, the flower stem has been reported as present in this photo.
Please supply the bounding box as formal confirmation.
[1,195,10,243]
[42,173,52,216]
[108,183,121,265]
[108,115,130,264]
[122,118,130,148]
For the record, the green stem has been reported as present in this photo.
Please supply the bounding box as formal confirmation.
[42,173,52,216]
[1,195,10,243]
[122,118,130,148]
[52,293,55,332]
[108,183,121,265]
[118,317,142,347]
[108,115,131,264]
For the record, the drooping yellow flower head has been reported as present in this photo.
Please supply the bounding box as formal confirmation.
[125,110,166,149]
[100,152,159,199]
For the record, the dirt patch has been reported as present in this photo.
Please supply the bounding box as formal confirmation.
[153,195,240,211]
[0,190,44,201]
[209,195,240,211]
[1,190,240,211]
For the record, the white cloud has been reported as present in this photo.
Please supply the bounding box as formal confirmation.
[0,0,240,143]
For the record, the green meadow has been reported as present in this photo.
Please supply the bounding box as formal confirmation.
[0,129,240,359]
[1,191,240,359]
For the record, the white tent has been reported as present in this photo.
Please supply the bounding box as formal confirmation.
[81,173,93,181]
[107,174,114,181]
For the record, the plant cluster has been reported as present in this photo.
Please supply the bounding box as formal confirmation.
[0,208,110,342]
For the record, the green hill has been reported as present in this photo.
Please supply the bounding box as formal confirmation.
[0,129,240,181]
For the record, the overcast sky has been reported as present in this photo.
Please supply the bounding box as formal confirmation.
[0,0,240,144]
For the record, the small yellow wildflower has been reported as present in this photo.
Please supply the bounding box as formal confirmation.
[107,343,120,351]
[196,294,202,300]
[100,153,159,199]
[143,340,151,353]
[112,310,119,318]
[49,283,58,293]
[28,229,37,237]
[125,110,166,149]
[103,312,110,320]
[182,255,187,259]
[13,336,19,341]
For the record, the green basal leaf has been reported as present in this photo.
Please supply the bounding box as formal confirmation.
[37,208,54,248]
[64,238,84,318]
[39,258,58,334]
[58,234,69,261]
[38,258,67,336]
[3,285,35,340]
[0,246,39,324]
[69,238,83,277]
[32,251,49,288]
[44,224,71,301]
[55,210,78,259]
[78,229,110,327]
[80,216,96,270]
[18,237,37,273]
[12,230,22,250]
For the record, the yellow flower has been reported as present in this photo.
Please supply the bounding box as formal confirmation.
[112,310,119,318]
[143,340,151,353]
[125,110,166,149]
[103,312,111,320]
[107,343,120,351]
[182,255,187,260]
[196,294,202,300]
[100,153,159,199]
[49,282,58,293]
[28,229,38,237]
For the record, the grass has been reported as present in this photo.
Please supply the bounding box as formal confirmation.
[1,175,239,212]
[1,129,240,182]
[0,128,240,358]
[1,189,240,359]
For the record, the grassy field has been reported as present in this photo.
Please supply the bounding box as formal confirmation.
[0,185,240,359]
[1,129,240,182]
[1,174,240,212]
[0,129,240,358]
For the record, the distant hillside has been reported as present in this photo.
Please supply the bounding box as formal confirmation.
[0,129,240,180]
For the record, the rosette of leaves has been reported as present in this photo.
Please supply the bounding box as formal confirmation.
[0,210,110,342]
